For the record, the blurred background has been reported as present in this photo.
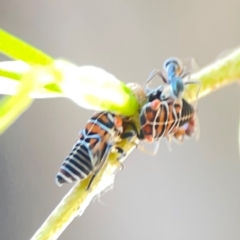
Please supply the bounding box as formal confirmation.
[1,0,240,239]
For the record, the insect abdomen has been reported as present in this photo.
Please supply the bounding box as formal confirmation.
[56,140,93,186]
[139,98,195,142]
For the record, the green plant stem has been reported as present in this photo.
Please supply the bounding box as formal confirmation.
[0,29,53,65]
[0,60,140,116]
[0,61,63,96]
[2,46,240,103]
[185,47,240,102]
[0,29,139,116]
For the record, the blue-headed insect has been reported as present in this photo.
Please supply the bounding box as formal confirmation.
[55,111,124,190]
[146,57,200,100]
[139,57,201,154]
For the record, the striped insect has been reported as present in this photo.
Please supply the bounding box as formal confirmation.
[55,111,124,190]
[140,97,196,144]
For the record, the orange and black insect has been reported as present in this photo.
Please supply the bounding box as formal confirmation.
[140,97,196,143]
[140,57,199,144]
[55,111,123,189]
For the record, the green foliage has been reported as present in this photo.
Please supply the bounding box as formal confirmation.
[0,29,139,134]
[0,29,53,65]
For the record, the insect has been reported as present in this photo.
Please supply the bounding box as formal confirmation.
[146,57,200,101]
[55,111,124,190]
[139,57,200,152]
[140,97,196,143]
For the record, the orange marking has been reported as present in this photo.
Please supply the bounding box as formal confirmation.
[144,125,153,135]
[185,118,195,136]
[146,111,154,121]
[150,99,161,110]
[101,114,109,123]
[114,116,123,127]
[155,103,166,137]
[86,124,100,133]
[89,138,97,145]
[145,135,154,142]
[173,128,186,142]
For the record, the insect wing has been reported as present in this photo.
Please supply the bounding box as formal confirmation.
[86,142,113,190]
[56,111,122,187]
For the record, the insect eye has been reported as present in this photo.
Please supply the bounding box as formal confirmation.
[163,57,183,73]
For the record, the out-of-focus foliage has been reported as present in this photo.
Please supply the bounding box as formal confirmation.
[0,29,139,133]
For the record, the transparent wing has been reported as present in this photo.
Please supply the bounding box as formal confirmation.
[86,142,113,190]
[215,46,239,61]
[181,57,199,74]
[86,123,124,190]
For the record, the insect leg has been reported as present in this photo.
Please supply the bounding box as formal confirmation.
[137,140,161,156]
[165,136,173,151]
[114,146,126,170]
[146,69,159,87]
[146,69,168,88]
[181,70,191,79]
